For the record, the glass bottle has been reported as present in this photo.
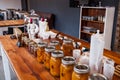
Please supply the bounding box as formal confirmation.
[50,50,64,76]
[60,56,75,80]
[72,64,89,80]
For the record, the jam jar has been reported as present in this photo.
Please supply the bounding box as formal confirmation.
[61,39,74,56]
[88,73,108,80]
[44,46,55,69]
[72,64,89,80]
[60,56,75,80]
[33,44,38,57]
[50,50,64,76]
[49,40,61,50]
[28,41,35,53]
[37,42,47,63]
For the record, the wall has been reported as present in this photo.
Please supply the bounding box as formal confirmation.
[0,0,21,10]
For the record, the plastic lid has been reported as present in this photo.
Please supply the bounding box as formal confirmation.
[51,50,64,58]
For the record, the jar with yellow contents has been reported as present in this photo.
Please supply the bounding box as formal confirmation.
[44,46,55,69]
[61,39,74,56]
[50,50,64,77]
[60,56,75,80]
[37,42,47,63]
[49,40,61,50]
[72,64,89,80]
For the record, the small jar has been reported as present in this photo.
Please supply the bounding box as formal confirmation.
[50,50,64,76]
[61,39,74,56]
[28,41,35,53]
[88,73,108,80]
[37,42,47,63]
[33,44,38,57]
[72,64,89,80]
[24,38,31,48]
[60,56,75,80]
[49,40,61,50]
[44,46,55,69]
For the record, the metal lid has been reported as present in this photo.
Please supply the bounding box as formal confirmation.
[45,46,55,53]
[50,40,59,46]
[38,42,47,47]
[63,39,72,44]
[51,50,64,58]
[62,56,75,65]
[74,64,89,74]
[89,73,108,80]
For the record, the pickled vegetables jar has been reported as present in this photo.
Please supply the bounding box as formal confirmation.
[61,39,74,56]
[60,56,75,80]
[72,64,89,80]
[49,40,61,50]
[50,50,64,76]
[44,46,55,69]
[37,42,47,63]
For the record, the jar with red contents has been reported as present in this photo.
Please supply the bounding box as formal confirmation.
[60,56,75,80]
[44,46,55,69]
[50,50,64,76]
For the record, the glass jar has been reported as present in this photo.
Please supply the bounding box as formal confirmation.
[24,38,31,48]
[49,40,61,50]
[61,39,74,56]
[72,64,89,80]
[33,44,38,57]
[88,73,108,80]
[28,41,35,53]
[37,42,47,63]
[60,56,75,80]
[50,50,64,76]
[44,46,55,69]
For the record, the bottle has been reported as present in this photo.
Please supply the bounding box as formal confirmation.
[60,56,75,80]
[50,50,64,76]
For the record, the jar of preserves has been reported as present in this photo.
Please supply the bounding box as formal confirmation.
[28,41,35,53]
[88,73,108,80]
[24,38,30,48]
[72,64,89,80]
[33,44,38,57]
[61,39,74,56]
[49,40,61,50]
[50,50,64,76]
[60,56,75,80]
[37,42,47,63]
[44,46,55,69]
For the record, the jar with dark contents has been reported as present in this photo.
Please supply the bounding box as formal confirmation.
[44,46,55,69]
[50,50,64,76]
[37,42,47,63]
[88,73,108,80]
[72,64,89,80]
[24,38,31,48]
[61,39,74,56]
[60,56,75,80]
[33,44,38,57]
[49,40,61,50]
[28,41,35,53]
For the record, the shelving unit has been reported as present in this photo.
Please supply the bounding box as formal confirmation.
[79,6,115,50]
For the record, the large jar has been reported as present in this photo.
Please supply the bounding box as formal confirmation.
[61,39,74,56]
[72,64,89,80]
[49,40,61,50]
[50,50,64,76]
[60,56,75,80]
[88,73,108,80]
[44,46,55,69]
[37,42,47,63]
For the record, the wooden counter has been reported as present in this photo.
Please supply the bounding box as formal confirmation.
[0,29,120,80]
[0,19,25,27]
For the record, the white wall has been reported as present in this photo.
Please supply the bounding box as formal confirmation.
[0,0,21,10]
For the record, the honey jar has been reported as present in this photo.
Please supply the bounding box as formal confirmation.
[50,50,64,76]
[49,40,61,50]
[44,46,55,69]
[60,56,75,80]
[37,42,47,63]
[72,64,89,80]
[61,39,74,56]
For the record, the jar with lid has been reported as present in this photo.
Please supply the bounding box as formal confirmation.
[37,42,47,63]
[33,44,38,57]
[44,46,55,69]
[28,41,35,53]
[49,40,61,50]
[72,64,89,80]
[61,39,74,56]
[60,56,75,80]
[88,73,108,80]
[24,38,31,48]
[50,50,64,76]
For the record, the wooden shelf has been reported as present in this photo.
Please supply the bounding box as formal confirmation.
[82,19,104,24]
[81,30,95,35]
